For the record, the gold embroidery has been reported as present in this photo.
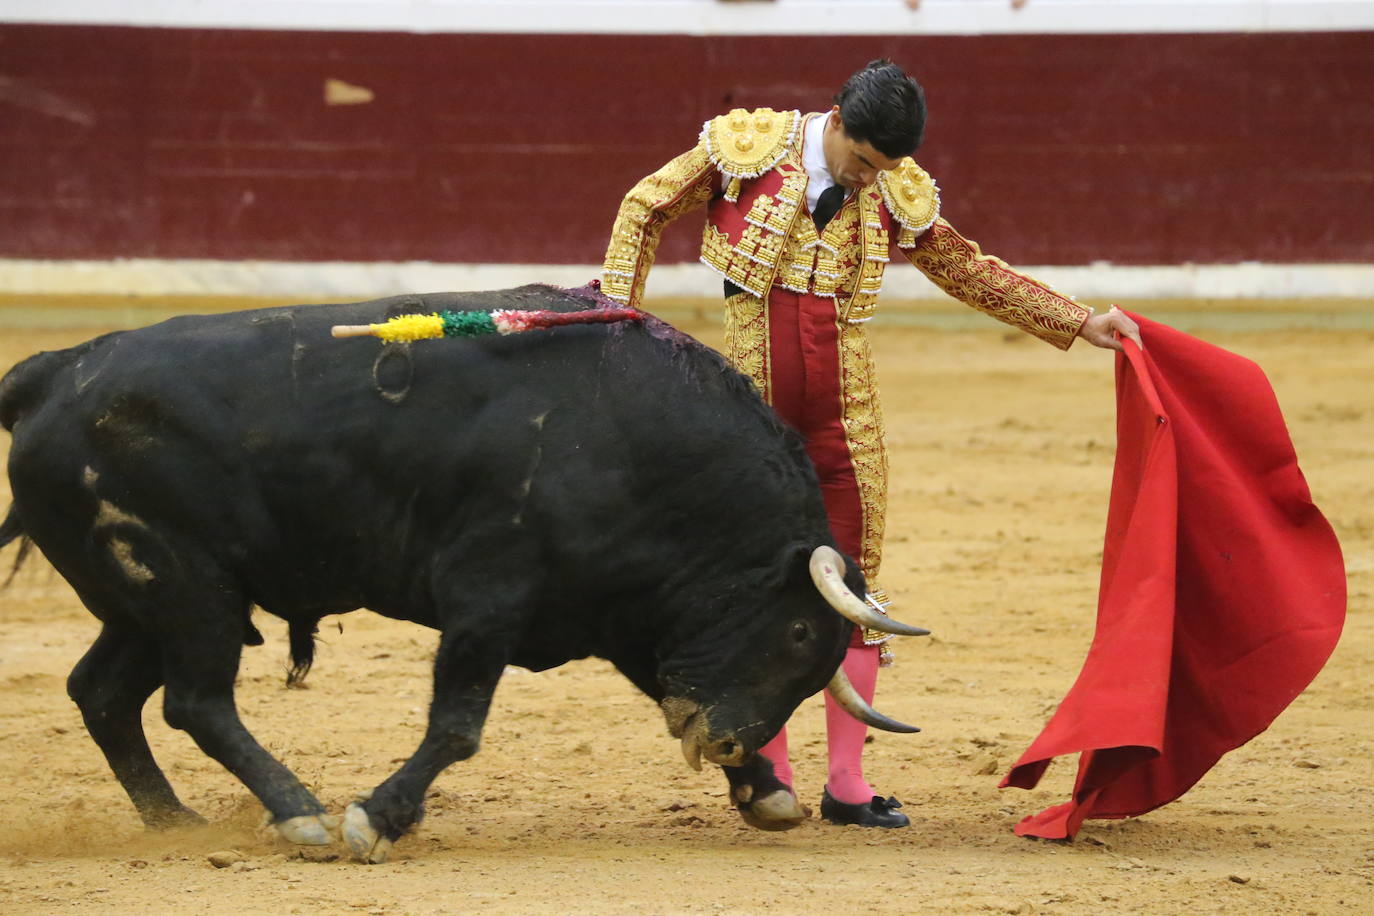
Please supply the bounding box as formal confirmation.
[700,223,756,293]
[835,318,889,585]
[877,158,941,242]
[863,587,897,657]
[602,144,717,307]
[743,183,802,238]
[722,290,771,400]
[742,193,779,233]
[904,218,1092,350]
[814,194,866,301]
[847,295,879,324]
[735,223,778,266]
[768,186,890,316]
[700,171,809,299]
[777,235,816,293]
[839,190,888,322]
[702,108,801,178]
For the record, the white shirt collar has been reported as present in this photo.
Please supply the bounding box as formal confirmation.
[802,112,836,212]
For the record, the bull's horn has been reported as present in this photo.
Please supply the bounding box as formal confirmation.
[827,666,921,734]
[809,546,930,637]
[681,730,704,772]
[678,710,705,772]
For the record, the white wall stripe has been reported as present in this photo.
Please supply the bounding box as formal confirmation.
[2,0,1373,36]
[3,259,1372,301]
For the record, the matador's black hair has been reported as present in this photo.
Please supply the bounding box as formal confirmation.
[833,59,927,160]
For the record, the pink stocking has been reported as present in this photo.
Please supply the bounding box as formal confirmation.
[757,726,793,790]
[823,643,882,804]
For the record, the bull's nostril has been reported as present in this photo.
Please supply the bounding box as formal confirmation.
[720,741,737,757]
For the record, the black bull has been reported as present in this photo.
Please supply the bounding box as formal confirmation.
[0,285,921,862]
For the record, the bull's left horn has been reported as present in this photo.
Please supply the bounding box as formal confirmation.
[809,546,930,637]
[681,731,704,772]
[827,666,921,734]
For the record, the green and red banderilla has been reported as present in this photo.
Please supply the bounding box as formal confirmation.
[331,307,642,342]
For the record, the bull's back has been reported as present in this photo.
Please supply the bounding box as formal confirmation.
[2,290,810,620]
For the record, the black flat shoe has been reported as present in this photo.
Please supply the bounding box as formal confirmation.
[819,788,910,828]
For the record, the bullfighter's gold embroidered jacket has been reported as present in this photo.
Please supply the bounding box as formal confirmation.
[602,107,1093,350]
[601,109,1093,599]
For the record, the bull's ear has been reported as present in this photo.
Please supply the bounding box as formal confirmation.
[779,540,817,588]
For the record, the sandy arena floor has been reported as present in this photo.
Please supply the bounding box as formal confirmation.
[0,298,1369,914]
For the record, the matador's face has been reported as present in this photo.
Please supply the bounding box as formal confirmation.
[821,108,905,190]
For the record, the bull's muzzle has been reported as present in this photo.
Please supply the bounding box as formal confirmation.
[677,709,747,771]
[661,697,748,771]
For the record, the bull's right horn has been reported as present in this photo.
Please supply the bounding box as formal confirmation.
[809,546,930,637]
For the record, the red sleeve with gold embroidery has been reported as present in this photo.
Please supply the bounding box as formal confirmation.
[601,145,717,309]
[903,218,1092,350]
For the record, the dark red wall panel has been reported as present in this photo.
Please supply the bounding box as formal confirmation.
[1,25,1372,265]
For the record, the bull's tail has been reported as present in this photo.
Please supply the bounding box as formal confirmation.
[2,351,64,588]
[0,505,33,589]
[0,349,70,432]
[286,618,319,688]
[2,346,90,586]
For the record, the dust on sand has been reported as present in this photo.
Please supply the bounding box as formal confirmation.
[0,310,1369,915]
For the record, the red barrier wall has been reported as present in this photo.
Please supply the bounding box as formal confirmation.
[2,25,1371,265]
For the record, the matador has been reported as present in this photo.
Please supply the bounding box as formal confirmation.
[601,60,1139,828]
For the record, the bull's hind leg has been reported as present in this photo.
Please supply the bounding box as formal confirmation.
[344,624,509,863]
[154,588,334,846]
[67,623,203,828]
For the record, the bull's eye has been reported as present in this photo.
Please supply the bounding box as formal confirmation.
[790,621,812,644]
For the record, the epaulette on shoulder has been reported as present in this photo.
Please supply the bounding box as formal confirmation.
[700,108,801,180]
[876,158,941,246]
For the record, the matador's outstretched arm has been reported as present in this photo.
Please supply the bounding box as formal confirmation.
[601,146,718,309]
[901,218,1094,350]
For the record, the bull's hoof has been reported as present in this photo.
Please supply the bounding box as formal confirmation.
[343,802,394,864]
[144,806,207,830]
[736,787,808,831]
[275,813,340,846]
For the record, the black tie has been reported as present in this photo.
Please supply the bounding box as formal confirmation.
[812,183,846,230]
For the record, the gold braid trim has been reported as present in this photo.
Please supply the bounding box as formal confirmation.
[835,319,888,586]
[843,189,889,322]
[904,219,1092,350]
[863,587,897,664]
[835,319,899,659]
[602,144,717,308]
[722,290,771,401]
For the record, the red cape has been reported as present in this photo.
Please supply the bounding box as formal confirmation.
[1001,313,1346,840]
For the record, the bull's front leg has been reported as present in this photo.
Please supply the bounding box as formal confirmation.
[722,754,809,831]
[343,626,508,863]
